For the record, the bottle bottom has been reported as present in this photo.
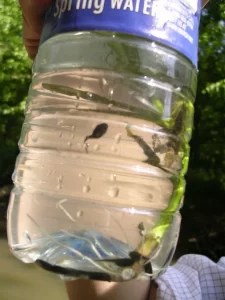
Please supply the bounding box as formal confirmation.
[9,226,176,281]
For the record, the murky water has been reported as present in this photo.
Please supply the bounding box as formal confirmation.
[0,239,67,300]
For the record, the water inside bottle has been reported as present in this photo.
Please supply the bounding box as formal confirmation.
[8,67,192,280]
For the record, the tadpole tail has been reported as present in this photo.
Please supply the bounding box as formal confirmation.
[84,135,91,143]
[36,259,112,281]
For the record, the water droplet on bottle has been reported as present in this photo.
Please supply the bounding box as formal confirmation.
[93,144,100,151]
[108,104,113,110]
[83,185,90,193]
[111,146,117,152]
[67,141,72,147]
[87,92,93,99]
[110,174,117,182]
[101,78,108,86]
[58,132,62,137]
[114,133,122,144]
[77,211,84,218]
[79,173,85,178]
[32,134,38,142]
[108,88,114,98]
[108,187,119,198]
[87,177,91,183]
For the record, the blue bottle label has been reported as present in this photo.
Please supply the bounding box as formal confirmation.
[41,0,201,67]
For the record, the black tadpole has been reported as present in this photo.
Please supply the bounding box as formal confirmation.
[36,259,112,281]
[96,250,148,268]
[84,123,108,143]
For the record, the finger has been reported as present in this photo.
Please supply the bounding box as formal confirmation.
[19,0,53,59]
[202,0,209,8]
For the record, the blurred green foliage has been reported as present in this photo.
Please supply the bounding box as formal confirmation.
[0,0,31,185]
[177,0,225,260]
[0,1,224,259]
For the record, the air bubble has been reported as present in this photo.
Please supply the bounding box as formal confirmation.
[110,174,117,182]
[87,177,91,183]
[108,187,119,198]
[83,185,90,193]
[77,211,84,218]
[101,78,108,86]
[87,92,93,99]
[108,88,114,98]
[100,78,109,93]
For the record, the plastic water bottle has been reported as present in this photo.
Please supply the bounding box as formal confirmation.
[7,0,202,282]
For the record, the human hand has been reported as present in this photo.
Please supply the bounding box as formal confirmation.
[20,0,209,60]
[19,0,53,60]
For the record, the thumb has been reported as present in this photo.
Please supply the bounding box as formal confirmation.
[19,0,53,60]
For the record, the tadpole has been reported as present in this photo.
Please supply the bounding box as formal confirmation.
[36,259,112,281]
[84,123,108,143]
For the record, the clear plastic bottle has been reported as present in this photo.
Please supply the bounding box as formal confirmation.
[7,0,201,282]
